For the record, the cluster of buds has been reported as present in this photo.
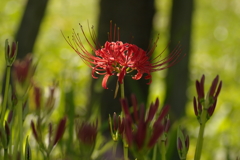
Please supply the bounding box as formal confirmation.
[30,117,67,155]
[117,95,170,153]
[75,120,98,157]
[177,127,189,160]
[108,112,124,142]
[32,82,58,117]
[193,75,222,123]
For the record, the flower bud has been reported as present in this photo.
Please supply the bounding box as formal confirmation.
[33,85,42,110]
[76,120,98,157]
[109,113,125,141]
[25,136,32,160]
[4,121,10,145]
[30,120,39,143]
[177,127,189,160]
[52,117,67,146]
[5,39,18,66]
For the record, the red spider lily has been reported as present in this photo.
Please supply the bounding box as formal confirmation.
[64,21,182,89]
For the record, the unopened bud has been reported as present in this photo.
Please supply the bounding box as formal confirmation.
[5,39,18,66]
[177,127,189,159]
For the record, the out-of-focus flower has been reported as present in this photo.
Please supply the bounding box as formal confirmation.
[64,22,182,89]
[120,94,169,152]
[76,121,98,146]
[75,120,98,157]
[5,39,18,66]
[193,75,222,121]
[12,54,33,85]
[12,54,35,98]
[177,127,189,160]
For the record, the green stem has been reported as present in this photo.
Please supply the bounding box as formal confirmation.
[46,152,50,160]
[120,81,124,99]
[120,81,128,160]
[194,109,208,160]
[112,142,117,158]
[4,149,8,160]
[1,66,11,124]
[152,143,157,160]
[17,99,23,160]
[160,141,166,160]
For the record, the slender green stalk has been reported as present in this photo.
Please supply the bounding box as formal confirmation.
[112,142,117,158]
[4,149,8,160]
[194,108,208,160]
[17,99,23,160]
[1,66,11,124]
[123,143,128,160]
[46,152,50,160]
[120,81,128,160]
[152,143,157,160]
[160,141,166,160]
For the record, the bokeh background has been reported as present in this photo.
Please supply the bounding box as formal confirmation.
[0,0,240,159]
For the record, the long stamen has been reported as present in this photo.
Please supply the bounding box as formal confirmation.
[109,20,112,42]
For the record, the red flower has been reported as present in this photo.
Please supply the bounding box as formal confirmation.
[64,22,182,89]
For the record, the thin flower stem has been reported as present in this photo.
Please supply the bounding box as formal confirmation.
[194,108,208,160]
[0,66,11,124]
[123,144,128,160]
[152,143,157,160]
[4,149,8,160]
[112,142,117,158]
[160,141,166,160]
[120,81,125,99]
[17,99,23,160]
[120,80,128,160]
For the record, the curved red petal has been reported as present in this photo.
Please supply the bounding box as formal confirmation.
[118,67,126,84]
[132,72,143,80]
[102,74,111,89]
[145,74,152,85]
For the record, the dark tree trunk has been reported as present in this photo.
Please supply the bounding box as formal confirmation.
[86,0,156,126]
[165,0,194,159]
[15,0,49,59]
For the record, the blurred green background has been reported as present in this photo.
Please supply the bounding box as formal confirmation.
[0,0,240,159]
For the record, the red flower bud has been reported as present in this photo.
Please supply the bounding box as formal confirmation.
[53,117,67,146]
[30,120,39,142]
